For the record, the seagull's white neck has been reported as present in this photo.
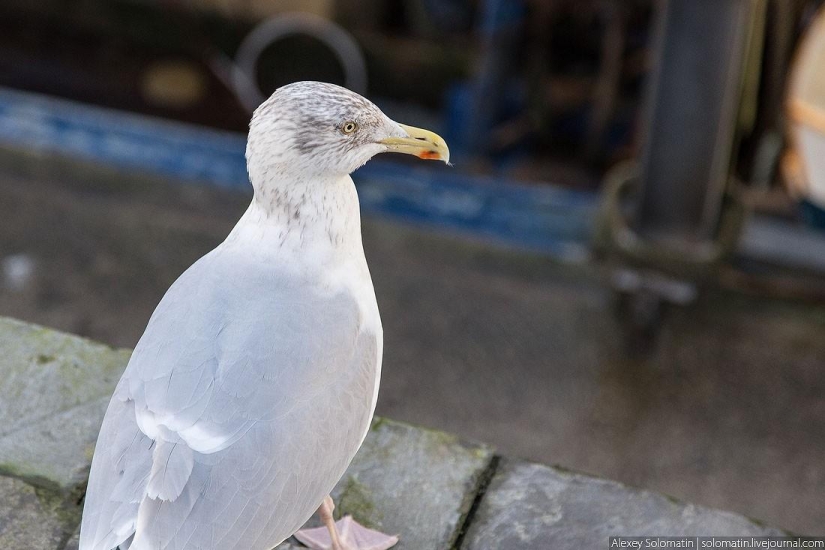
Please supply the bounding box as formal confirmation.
[223,174,366,270]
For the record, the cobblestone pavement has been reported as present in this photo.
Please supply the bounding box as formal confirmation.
[0,317,784,549]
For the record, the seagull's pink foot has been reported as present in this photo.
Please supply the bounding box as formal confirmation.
[294,516,399,550]
[294,496,399,550]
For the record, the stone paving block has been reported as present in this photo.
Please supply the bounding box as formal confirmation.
[0,318,492,549]
[0,317,129,494]
[284,418,494,550]
[0,475,75,550]
[462,459,785,550]
[63,526,79,550]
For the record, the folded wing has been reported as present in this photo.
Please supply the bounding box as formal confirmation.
[80,250,378,550]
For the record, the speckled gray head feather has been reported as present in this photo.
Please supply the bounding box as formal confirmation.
[246,81,405,186]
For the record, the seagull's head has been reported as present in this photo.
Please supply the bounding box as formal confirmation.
[246,81,449,184]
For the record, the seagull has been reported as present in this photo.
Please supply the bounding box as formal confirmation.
[78,81,449,550]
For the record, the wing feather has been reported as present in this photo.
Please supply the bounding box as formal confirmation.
[79,248,380,550]
[146,441,194,501]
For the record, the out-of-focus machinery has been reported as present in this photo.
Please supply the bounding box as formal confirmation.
[597,0,766,331]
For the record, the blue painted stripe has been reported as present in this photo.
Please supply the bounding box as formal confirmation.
[0,87,597,259]
[0,87,249,187]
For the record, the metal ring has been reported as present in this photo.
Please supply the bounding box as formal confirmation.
[231,12,368,113]
[596,162,747,278]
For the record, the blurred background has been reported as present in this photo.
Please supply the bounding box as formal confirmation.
[0,0,824,536]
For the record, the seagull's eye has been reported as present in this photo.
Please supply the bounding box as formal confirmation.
[341,121,358,134]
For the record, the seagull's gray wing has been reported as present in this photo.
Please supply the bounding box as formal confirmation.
[80,249,379,550]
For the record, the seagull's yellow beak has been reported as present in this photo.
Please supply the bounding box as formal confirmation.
[380,124,450,164]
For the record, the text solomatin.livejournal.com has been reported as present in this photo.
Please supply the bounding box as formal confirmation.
[609,538,825,548]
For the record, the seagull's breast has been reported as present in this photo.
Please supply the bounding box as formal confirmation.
[322,256,384,439]
[325,259,382,333]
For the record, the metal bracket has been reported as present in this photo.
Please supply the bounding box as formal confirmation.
[595,162,748,282]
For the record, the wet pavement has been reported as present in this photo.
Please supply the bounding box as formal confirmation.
[0,155,823,534]
[0,317,781,550]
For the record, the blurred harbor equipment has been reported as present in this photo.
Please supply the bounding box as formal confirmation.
[637,0,762,242]
[598,0,766,321]
[0,0,654,165]
[1,0,825,289]
[459,0,525,159]
[221,12,367,113]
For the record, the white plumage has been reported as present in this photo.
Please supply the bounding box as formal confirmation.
[79,81,448,550]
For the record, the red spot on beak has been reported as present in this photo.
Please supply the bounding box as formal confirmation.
[418,151,441,160]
